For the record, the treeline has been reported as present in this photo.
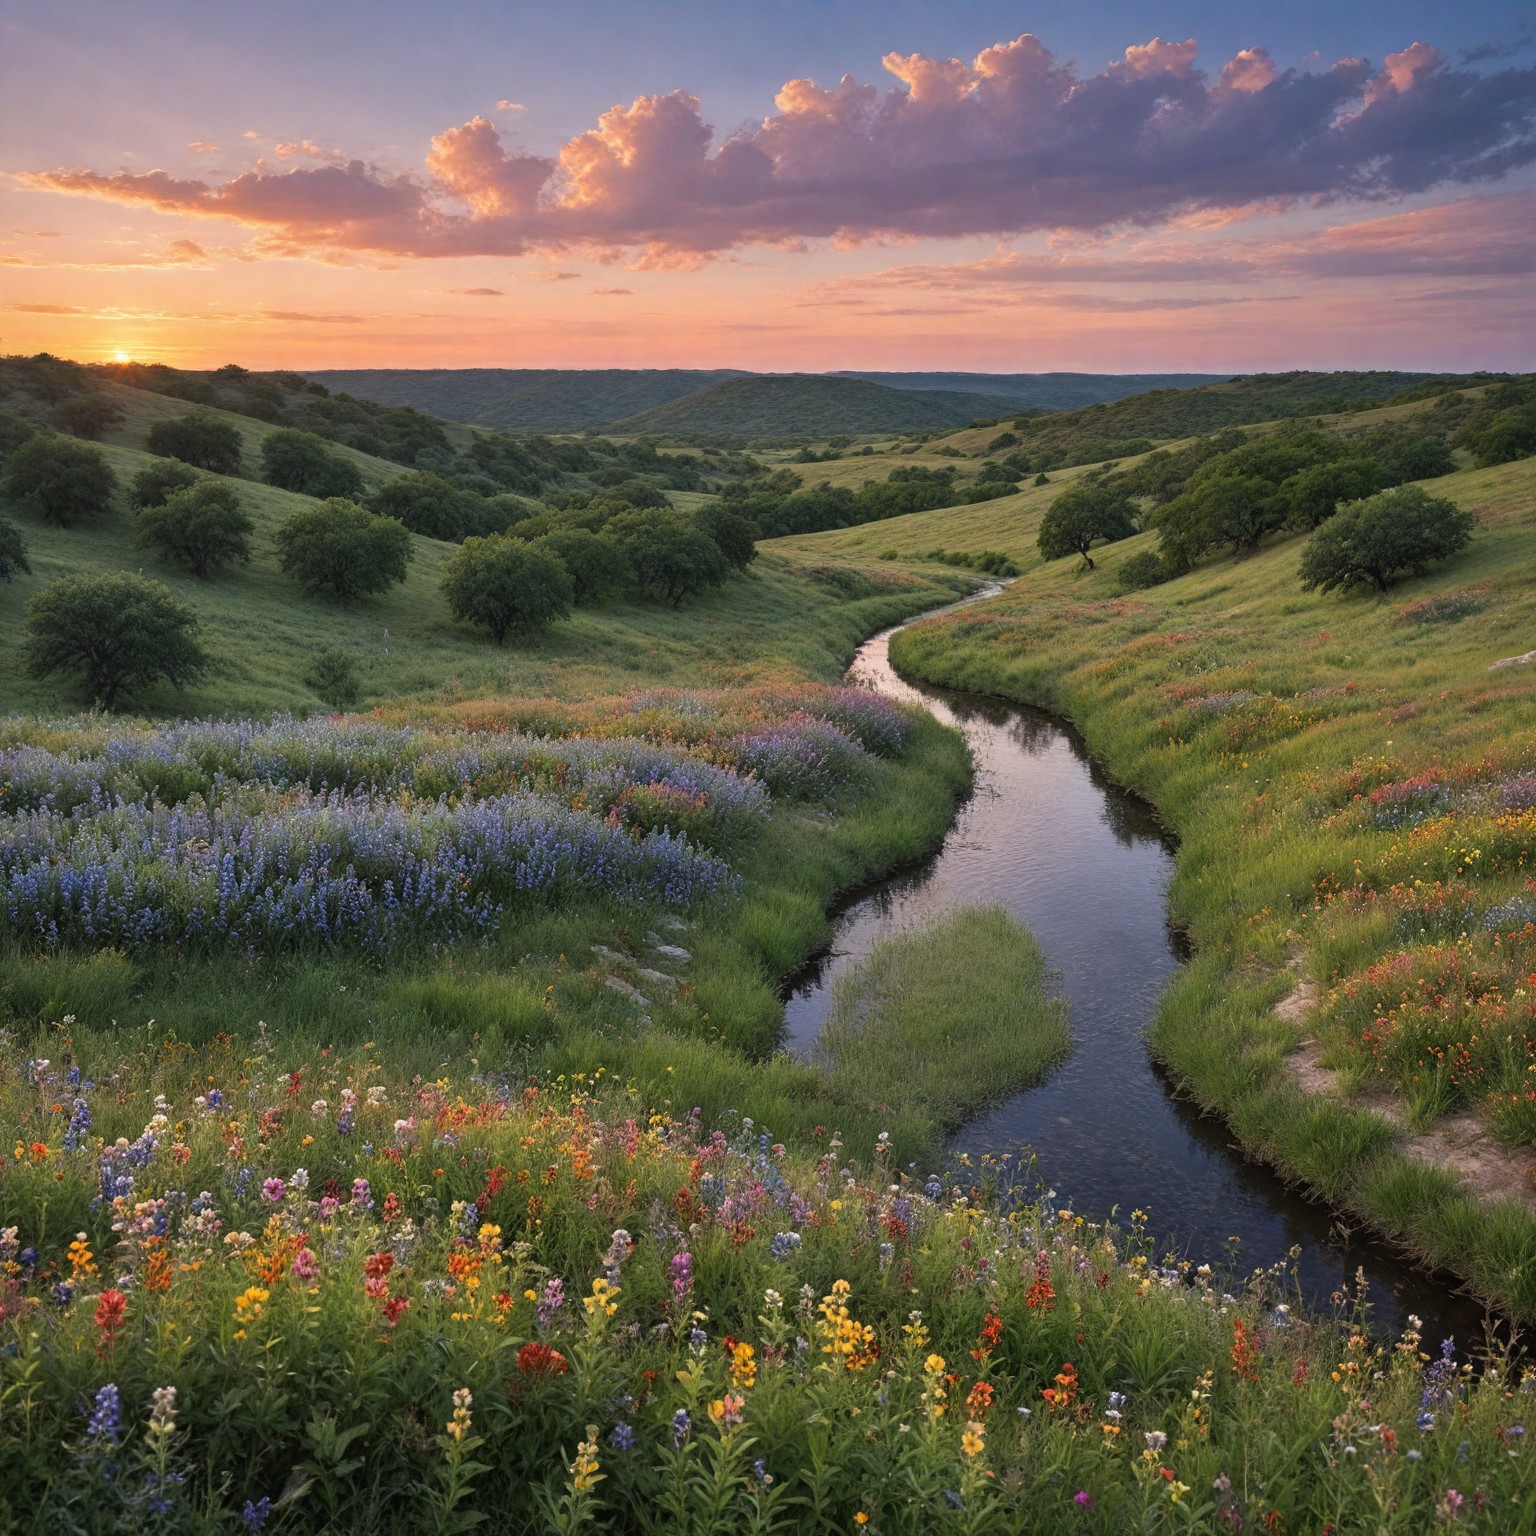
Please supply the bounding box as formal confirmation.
[720,464,1015,538]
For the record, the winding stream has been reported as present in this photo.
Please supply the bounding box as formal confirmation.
[784,598,1484,1340]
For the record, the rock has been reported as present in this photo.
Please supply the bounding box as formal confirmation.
[651,944,693,964]
[1488,649,1536,671]
[603,977,647,1006]
[591,944,627,964]
[637,968,678,995]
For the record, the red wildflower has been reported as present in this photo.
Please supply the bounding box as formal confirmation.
[517,1341,569,1376]
[381,1297,410,1328]
[94,1288,127,1354]
[363,1251,395,1280]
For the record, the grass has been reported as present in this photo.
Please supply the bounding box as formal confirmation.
[815,905,1070,1144]
[862,450,1536,1316]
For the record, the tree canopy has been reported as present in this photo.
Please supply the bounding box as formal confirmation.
[0,433,118,528]
[275,498,413,601]
[25,572,209,709]
[129,458,202,511]
[441,536,573,643]
[529,527,629,606]
[604,509,729,607]
[1298,486,1475,595]
[260,429,365,498]
[135,481,254,579]
[1036,482,1139,569]
[146,412,243,474]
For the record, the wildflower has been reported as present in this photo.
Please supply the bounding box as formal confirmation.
[854,1514,869,1527]
[1438,1488,1464,1521]
[961,1420,985,1458]
[261,1178,285,1203]
[516,1341,568,1375]
[148,1385,177,1436]
[1075,1491,1092,1508]
[903,1311,930,1352]
[241,1497,272,1531]
[584,1276,620,1318]
[445,1388,473,1443]
[382,1297,410,1327]
[291,1247,320,1281]
[672,1408,691,1447]
[570,1426,603,1493]
[965,1381,995,1418]
[708,1394,745,1427]
[753,1458,773,1487]
[1167,1481,1191,1503]
[1042,1363,1077,1412]
[1145,1431,1168,1452]
[233,1285,269,1340]
[972,1311,1004,1361]
[94,1288,127,1353]
[609,1421,635,1451]
[68,1233,97,1278]
[85,1383,121,1444]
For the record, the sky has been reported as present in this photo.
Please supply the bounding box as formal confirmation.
[2,0,1534,374]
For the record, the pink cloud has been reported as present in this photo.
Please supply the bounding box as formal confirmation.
[19,34,1536,261]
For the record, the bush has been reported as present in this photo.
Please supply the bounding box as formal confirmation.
[259,428,365,498]
[0,518,31,582]
[0,433,118,527]
[303,648,365,710]
[128,459,201,511]
[24,572,209,708]
[1114,549,1170,592]
[134,481,254,579]
[1033,472,1049,486]
[368,471,475,541]
[1298,485,1475,595]
[275,498,413,601]
[53,392,125,440]
[605,509,729,607]
[529,528,629,605]
[145,411,243,473]
[1036,482,1138,569]
[442,536,573,643]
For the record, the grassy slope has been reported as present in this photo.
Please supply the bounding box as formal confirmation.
[0,431,970,717]
[873,453,1536,1314]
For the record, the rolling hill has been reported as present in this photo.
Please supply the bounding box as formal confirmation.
[603,374,1018,438]
[303,368,748,431]
[831,371,1227,409]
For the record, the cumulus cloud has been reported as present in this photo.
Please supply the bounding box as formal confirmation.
[186,141,222,155]
[19,34,1536,260]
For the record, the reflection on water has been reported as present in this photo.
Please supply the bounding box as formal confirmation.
[784,609,1486,1340]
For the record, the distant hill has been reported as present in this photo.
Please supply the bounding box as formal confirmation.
[832,371,1227,410]
[998,370,1488,457]
[304,368,748,431]
[604,375,1018,438]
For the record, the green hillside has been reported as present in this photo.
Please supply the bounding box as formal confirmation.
[832,370,1227,409]
[604,373,1016,438]
[303,367,749,431]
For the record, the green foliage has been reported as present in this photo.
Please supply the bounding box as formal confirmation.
[692,505,758,571]
[134,481,254,579]
[0,408,39,463]
[1283,458,1394,529]
[529,528,629,606]
[53,391,125,440]
[1298,485,1475,595]
[1036,481,1138,569]
[441,535,574,643]
[368,471,478,540]
[1451,375,1536,466]
[128,458,202,511]
[303,647,365,710]
[1114,549,1170,591]
[24,571,209,708]
[605,510,729,608]
[145,411,243,474]
[0,518,31,582]
[926,548,1020,577]
[276,497,413,602]
[0,432,118,527]
[259,428,366,498]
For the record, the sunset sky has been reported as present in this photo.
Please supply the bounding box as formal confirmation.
[2,0,1533,373]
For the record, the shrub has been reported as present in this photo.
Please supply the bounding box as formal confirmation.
[24,572,210,709]
[145,411,243,473]
[441,536,573,643]
[302,648,364,710]
[53,392,125,440]
[259,428,365,498]
[1115,549,1170,591]
[0,518,31,582]
[605,510,729,607]
[1298,485,1475,595]
[135,481,254,579]
[275,498,413,601]
[0,433,118,527]
[529,528,629,606]
[128,458,201,511]
[368,471,474,540]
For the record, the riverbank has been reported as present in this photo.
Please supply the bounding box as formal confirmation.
[888,454,1536,1319]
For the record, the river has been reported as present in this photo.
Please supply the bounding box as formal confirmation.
[782,598,1485,1341]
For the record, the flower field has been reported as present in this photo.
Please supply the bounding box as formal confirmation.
[0,690,906,960]
[3,1039,1533,1533]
